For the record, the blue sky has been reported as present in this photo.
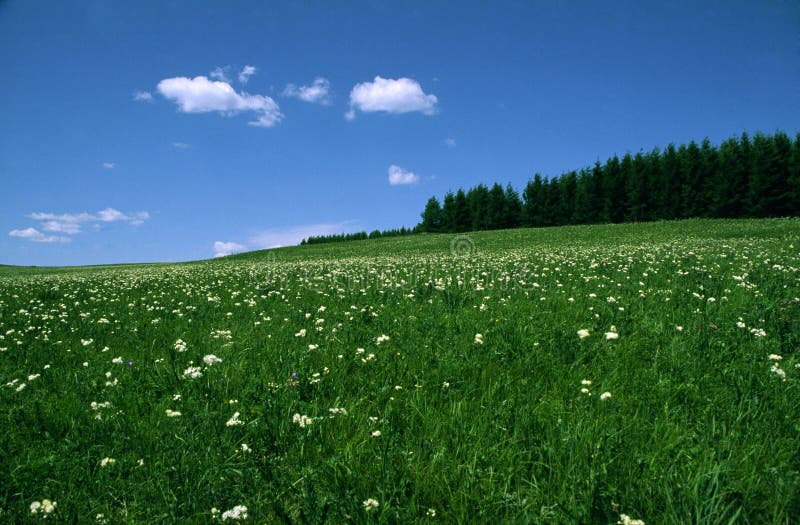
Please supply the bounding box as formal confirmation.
[1,1,798,266]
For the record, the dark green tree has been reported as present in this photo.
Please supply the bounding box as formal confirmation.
[453,189,471,232]
[522,174,546,226]
[420,196,443,232]
[504,183,523,228]
[468,184,491,231]
[441,191,456,233]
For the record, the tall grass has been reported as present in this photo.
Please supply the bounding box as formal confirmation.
[1,218,799,523]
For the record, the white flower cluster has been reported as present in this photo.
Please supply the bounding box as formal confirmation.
[183,366,203,379]
[221,505,248,521]
[30,499,57,516]
[226,411,244,427]
[292,413,313,428]
[203,354,223,366]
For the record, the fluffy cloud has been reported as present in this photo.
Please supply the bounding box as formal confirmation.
[103,162,115,169]
[157,75,283,128]
[9,228,70,243]
[347,76,437,119]
[283,77,331,105]
[445,137,457,148]
[9,208,150,243]
[238,65,256,84]
[133,91,153,102]
[387,165,419,186]
[172,142,191,149]
[213,241,246,258]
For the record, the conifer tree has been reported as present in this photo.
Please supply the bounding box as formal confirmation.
[522,174,546,226]
[441,192,456,233]
[454,189,471,232]
[420,197,443,232]
[504,184,523,228]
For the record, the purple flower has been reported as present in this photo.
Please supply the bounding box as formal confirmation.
[126,360,133,366]
[291,371,298,379]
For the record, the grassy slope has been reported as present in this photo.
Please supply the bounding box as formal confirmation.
[1,218,799,523]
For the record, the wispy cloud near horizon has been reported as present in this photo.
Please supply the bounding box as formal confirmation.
[8,208,150,243]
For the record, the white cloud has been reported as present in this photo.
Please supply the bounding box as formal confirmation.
[213,241,246,257]
[9,227,69,243]
[387,165,419,186]
[283,77,331,105]
[347,76,438,119]
[445,137,457,148]
[157,75,283,128]
[10,208,150,243]
[238,65,256,84]
[172,142,191,149]
[41,220,82,234]
[103,162,115,169]
[209,67,231,83]
[133,91,153,102]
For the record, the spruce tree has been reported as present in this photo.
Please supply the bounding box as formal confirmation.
[454,189,471,232]
[504,184,523,228]
[441,192,456,233]
[420,197,443,232]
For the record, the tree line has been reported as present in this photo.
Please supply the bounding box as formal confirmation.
[420,131,799,233]
[300,227,417,245]
[302,130,799,244]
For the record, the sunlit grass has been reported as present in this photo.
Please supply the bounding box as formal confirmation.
[1,218,799,523]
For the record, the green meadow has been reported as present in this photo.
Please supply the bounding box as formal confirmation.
[1,218,799,523]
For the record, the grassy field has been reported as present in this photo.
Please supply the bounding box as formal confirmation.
[1,218,799,523]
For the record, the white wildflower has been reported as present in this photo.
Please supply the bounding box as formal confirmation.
[474,333,484,344]
[292,413,313,428]
[203,354,223,366]
[363,498,380,512]
[165,409,182,417]
[600,391,612,401]
[221,505,248,521]
[100,457,115,467]
[226,411,244,427]
[577,329,590,339]
[183,366,203,379]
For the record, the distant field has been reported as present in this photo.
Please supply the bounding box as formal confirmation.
[1,218,799,523]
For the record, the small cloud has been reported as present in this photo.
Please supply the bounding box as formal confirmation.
[172,142,191,149]
[103,162,115,169]
[348,76,438,119]
[133,91,153,102]
[283,77,331,105]
[388,165,419,186]
[444,137,456,148]
[209,66,231,83]
[9,227,70,243]
[238,65,256,84]
[213,241,246,257]
[157,75,283,128]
